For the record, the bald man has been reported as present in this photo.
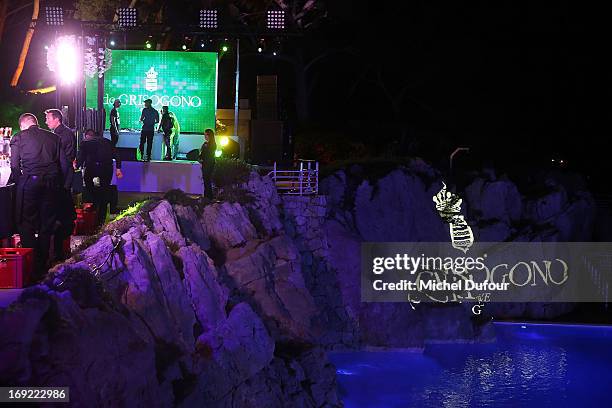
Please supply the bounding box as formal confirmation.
[9,113,69,276]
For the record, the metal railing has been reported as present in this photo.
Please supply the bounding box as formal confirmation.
[267,160,319,195]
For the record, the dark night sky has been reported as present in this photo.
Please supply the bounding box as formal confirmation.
[0,1,606,174]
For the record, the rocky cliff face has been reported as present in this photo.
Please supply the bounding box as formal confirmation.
[0,174,340,407]
[463,169,596,242]
[319,164,494,348]
[320,161,598,324]
[0,162,596,406]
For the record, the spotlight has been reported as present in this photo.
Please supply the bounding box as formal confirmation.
[45,6,64,26]
[220,136,229,147]
[257,47,262,53]
[215,149,222,158]
[145,41,152,49]
[44,45,49,50]
[271,38,282,56]
[221,45,229,52]
[182,44,187,50]
[267,10,285,30]
[56,36,78,84]
[117,8,138,28]
[200,43,205,48]
[199,9,218,29]
[109,40,116,47]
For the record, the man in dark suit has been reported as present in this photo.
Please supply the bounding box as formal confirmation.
[109,99,121,147]
[158,105,174,160]
[139,99,159,161]
[76,129,123,226]
[45,108,77,261]
[9,113,69,275]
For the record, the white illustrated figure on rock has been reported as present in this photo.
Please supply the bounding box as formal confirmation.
[433,182,474,253]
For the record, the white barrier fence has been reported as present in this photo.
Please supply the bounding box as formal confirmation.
[267,160,319,195]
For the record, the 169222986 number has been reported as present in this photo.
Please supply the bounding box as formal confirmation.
[0,387,69,402]
[9,389,65,399]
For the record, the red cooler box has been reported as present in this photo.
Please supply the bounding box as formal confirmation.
[74,206,97,235]
[0,248,34,288]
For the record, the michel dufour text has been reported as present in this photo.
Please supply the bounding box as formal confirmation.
[371,253,569,292]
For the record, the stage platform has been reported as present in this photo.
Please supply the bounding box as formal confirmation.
[103,131,204,161]
[110,160,204,195]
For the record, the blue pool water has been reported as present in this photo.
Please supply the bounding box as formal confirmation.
[330,322,612,408]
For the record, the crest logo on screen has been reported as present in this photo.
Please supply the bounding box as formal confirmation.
[145,67,159,92]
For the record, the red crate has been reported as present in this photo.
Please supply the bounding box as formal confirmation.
[0,248,34,288]
[73,207,97,235]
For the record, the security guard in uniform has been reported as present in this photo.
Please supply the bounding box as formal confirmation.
[9,113,69,276]
[45,109,76,261]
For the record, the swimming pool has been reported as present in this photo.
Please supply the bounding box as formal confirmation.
[330,322,612,407]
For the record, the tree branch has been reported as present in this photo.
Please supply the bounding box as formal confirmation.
[10,0,38,87]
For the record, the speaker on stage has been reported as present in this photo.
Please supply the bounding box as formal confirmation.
[256,76,278,120]
[250,120,284,164]
[115,147,138,161]
[186,149,200,161]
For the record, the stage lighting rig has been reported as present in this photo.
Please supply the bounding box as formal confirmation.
[199,9,218,29]
[117,8,138,28]
[267,10,285,30]
[45,6,64,26]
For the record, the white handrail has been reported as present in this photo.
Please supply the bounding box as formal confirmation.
[267,160,319,195]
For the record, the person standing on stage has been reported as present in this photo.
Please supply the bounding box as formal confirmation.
[109,99,121,147]
[76,129,123,226]
[139,99,159,162]
[158,105,174,161]
[45,108,76,261]
[169,111,180,160]
[9,113,69,276]
[199,128,216,199]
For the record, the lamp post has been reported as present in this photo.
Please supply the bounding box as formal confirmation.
[450,147,470,171]
[234,38,244,159]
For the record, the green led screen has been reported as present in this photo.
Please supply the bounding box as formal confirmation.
[86,50,217,133]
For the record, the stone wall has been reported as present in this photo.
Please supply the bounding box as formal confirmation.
[282,195,359,349]
[282,195,329,259]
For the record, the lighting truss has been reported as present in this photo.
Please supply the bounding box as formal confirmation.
[266,10,285,30]
[199,9,218,29]
[117,8,138,28]
[45,6,64,26]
